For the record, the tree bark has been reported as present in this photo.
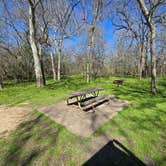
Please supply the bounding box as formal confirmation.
[38,44,46,85]
[87,26,95,83]
[137,0,157,94]
[150,26,157,94]
[90,26,95,79]
[28,1,45,87]
[139,44,146,79]
[50,52,56,81]
[0,76,3,90]
[86,61,90,83]
[57,41,62,81]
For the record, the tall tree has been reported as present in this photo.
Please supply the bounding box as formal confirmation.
[50,52,56,80]
[82,0,105,83]
[50,0,81,81]
[137,0,165,94]
[113,0,149,79]
[28,0,45,87]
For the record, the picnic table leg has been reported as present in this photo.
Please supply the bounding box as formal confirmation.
[80,94,86,101]
[92,104,96,112]
[91,90,99,97]
[77,96,83,109]
[96,90,99,97]
[67,98,69,105]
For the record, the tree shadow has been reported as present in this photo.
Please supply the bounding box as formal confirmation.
[3,80,35,87]
[1,112,63,166]
[83,139,145,166]
[158,80,166,87]
[46,77,87,90]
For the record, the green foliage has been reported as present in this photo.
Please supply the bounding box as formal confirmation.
[0,76,166,165]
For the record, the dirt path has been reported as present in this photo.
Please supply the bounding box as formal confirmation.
[0,105,32,138]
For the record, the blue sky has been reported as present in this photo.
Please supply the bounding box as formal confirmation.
[63,18,116,54]
[1,0,118,54]
[2,0,166,52]
[3,0,166,56]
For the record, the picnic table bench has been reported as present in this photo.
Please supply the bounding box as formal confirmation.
[67,87,110,111]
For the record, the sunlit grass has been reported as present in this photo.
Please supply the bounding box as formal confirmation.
[0,111,88,166]
[0,75,165,165]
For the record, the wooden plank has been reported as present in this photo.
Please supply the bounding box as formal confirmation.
[69,87,104,96]
[82,99,109,110]
[81,94,109,106]
[81,94,110,110]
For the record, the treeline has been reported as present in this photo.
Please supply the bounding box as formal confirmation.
[1,41,165,81]
[0,0,165,93]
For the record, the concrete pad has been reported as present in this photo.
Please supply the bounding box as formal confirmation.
[39,99,130,137]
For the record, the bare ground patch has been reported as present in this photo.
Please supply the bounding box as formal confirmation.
[0,105,32,138]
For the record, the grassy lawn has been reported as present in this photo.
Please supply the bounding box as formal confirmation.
[0,76,165,165]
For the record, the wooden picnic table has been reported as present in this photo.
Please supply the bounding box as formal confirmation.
[70,87,103,97]
[67,87,110,110]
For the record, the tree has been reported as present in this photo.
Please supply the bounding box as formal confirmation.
[112,0,149,79]
[50,0,81,81]
[50,52,56,80]
[82,0,105,82]
[28,0,45,87]
[137,0,165,94]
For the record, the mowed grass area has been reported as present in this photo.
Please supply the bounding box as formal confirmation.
[0,76,166,165]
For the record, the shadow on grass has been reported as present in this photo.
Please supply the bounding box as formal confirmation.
[1,112,63,166]
[158,80,166,87]
[92,82,166,165]
[46,77,87,90]
[3,80,35,87]
[83,139,145,166]
[113,82,166,100]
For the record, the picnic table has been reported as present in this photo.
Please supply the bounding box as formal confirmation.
[67,87,110,110]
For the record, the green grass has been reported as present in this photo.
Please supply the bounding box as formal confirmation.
[0,75,104,106]
[0,75,166,165]
[0,111,88,166]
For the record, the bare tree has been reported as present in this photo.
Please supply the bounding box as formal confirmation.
[28,0,45,87]
[50,52,56,80]
[82,0,105,82]
[112,0,149,79]
[137,0,165,94]
[50,0,81,81]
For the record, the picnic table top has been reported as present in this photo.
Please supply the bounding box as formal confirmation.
[70,87,104,96]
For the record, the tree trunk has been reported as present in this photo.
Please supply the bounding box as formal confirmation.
[139,45,146,79]
[144,29,150,78]
[144,53,148,77]
[50,52,56,81]
[150,26,157,94]
[28,2,45,87]
[57,44,62,81]
[87,26,95,83]
[86,61,90,83]
[38,44,46,85]
[91,27,95,79]
[0,76,3,90]
[137,0,157,94]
